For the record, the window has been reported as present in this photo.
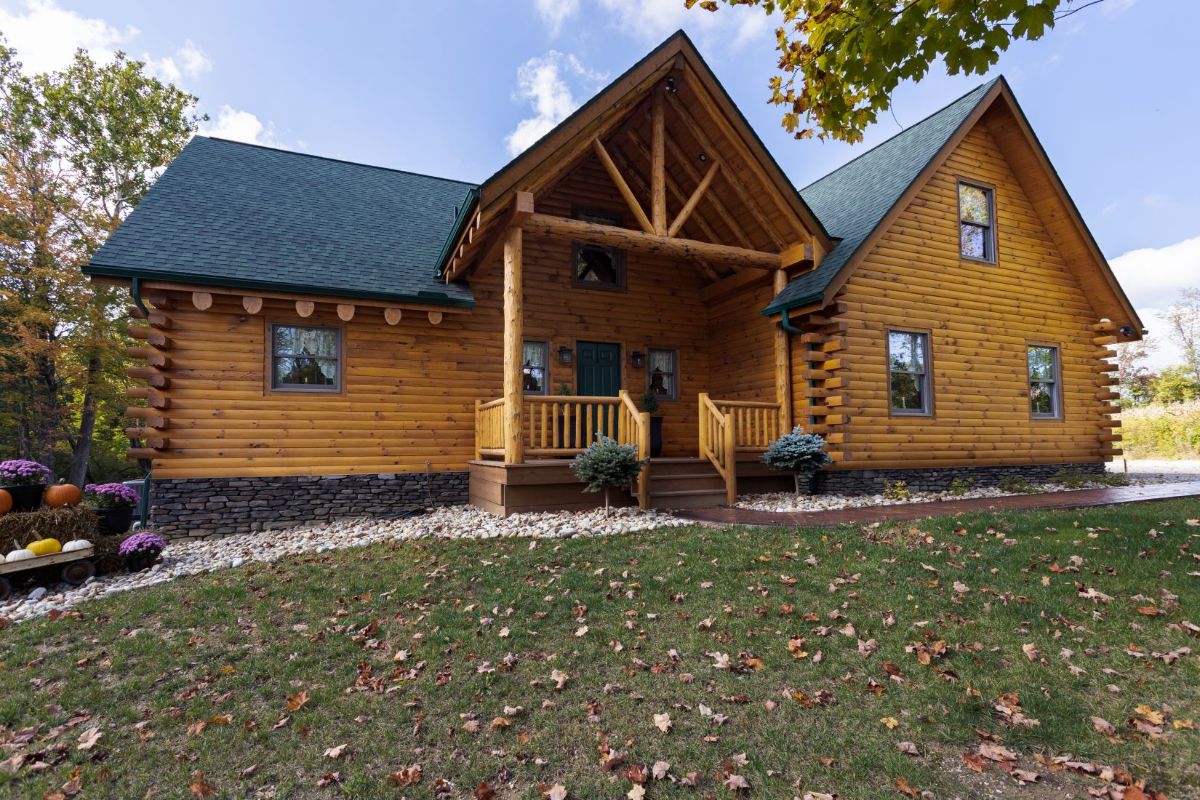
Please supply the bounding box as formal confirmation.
[958,181,995,262]
[647,348,678,401]
[1027,345,1061,418]
[522,340,548,395]
[270,324,340,391]
[573,211,625,289]
[888,330,931,415]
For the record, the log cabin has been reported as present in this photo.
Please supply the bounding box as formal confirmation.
[84,31,1143,536]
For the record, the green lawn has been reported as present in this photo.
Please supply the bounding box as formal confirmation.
[1,499,1198,799]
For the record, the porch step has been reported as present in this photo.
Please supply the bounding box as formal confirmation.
[646,458,726,510]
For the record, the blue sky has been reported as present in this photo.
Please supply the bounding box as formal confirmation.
[1,0,1195,365]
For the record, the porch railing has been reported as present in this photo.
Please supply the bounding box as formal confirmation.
[699,394,783,505]
[475,391,650,507]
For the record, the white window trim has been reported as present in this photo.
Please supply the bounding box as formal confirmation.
[646,347,679,401]
[522,340,549,396]
[887,330,932,416]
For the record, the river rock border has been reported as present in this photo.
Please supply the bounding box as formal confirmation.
[149,472,469,540]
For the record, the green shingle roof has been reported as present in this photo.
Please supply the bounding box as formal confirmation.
[762,79,1000,316]
[85,136,478,308]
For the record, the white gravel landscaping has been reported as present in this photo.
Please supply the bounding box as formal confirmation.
[733,473,1185,513]
[0,505,686,625]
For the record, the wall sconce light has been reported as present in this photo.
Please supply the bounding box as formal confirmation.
[557,345,573,365]
[630,351,646,368]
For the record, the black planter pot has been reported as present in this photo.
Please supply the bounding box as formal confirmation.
[125,551,159,572]
[97,506,134,535]
[649,416,664,458]
[2,484,45,512]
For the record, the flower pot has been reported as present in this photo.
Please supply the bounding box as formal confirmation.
[1,484,45,512]
[649,416,664,458]
[125,551,159,572]
[97,506,134,535]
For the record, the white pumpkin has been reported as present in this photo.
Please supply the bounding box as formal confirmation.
[5,549,35,563]
[62,539,91,553]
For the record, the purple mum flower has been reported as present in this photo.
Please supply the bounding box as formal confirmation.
[0,460,51,487]
[119,532,166,557]
[84,483,140,510]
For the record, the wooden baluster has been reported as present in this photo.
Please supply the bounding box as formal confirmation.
[552,403,560,450]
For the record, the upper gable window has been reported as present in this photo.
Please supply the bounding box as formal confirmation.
[573,211,625,290]
[958,181,995,263]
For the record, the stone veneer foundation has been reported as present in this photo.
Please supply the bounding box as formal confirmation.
[149,472,468,539]
[814,462,1106,495]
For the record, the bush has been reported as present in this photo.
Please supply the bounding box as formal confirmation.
[999,475,1038,494]
[948,477,975,497]
[882,479,911,501]
[761,428,831,494]
[570,435,645,511]
[1121,399,1200,459]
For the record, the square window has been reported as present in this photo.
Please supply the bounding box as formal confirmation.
[888,330,931,415]
[958,181,995,262]
[270,324,340,391]
[523,341,548,395]
[1027,345,1061,418]
[647,348,678,401]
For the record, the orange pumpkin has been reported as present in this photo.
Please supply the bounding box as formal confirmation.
[44,483,82,508]
[0,489,10,515]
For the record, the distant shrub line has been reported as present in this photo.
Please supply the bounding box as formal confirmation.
[1121,399,1200,459]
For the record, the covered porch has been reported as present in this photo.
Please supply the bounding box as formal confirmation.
[434,39,833,514]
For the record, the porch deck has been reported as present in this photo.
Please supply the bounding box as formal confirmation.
[472,392,792,515]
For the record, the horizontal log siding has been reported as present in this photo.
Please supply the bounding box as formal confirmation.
[707,280,776,402]
[828,122,1108,469]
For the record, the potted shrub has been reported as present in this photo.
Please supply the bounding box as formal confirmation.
[642,388,664,458]
[84,483,140,534]
[119,531,166,572]
[0,460,51,512]
[570,434,645,514]
[761,427,832,495]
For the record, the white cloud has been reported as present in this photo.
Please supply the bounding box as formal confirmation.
[1109,234,1200,369]
[597,0,772,51]
[534,0,580,36]
[147,39,212,84]
[504,51,605,156]
[0,0,135,73]
[200,105,276,146]
[1101,0,1137,16]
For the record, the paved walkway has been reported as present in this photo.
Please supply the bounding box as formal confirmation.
[677,480,1200,528]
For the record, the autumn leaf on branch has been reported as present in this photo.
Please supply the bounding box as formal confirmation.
[686,0,1107,143]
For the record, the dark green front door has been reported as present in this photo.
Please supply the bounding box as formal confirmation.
[577,341,621,396]
[576,341,621,445]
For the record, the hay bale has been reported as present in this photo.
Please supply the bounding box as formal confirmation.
[0,506,100,550]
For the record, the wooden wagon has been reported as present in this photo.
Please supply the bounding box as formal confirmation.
[0,546,96,601]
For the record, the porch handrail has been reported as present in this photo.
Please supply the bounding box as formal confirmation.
[714,399,784,453]
[617,389,651,509]
[698,393,737,504]
[475,399,505,460]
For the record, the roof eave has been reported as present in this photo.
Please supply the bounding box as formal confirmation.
[83,263,477,309]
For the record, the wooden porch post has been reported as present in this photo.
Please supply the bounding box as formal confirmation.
[773,268,793,434]
[503,226,525,464]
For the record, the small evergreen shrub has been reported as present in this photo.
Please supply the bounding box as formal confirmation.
[948,477,975,497]
[761,428,831,495]
[882,479,911,501]
[570,435,645,512]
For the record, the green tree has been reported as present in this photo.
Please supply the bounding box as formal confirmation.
[1149,366,1200,405]
[688,0,1112,143]
[570,435,645,512]
[1113,338,1155,407]
[0,42,202,484]
[1164,288,1200,384]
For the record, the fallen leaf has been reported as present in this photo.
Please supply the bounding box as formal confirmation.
[189,771,216,798]
[653,712,672,733]
[896,741,920,756]
[881,716,899,729]
[1021,643,1040,661]
[76,728,103,751]
[286,690,309,712]
[387,765,422,787]
[323,744,348,760]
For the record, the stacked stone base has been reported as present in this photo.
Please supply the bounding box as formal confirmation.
[815,462,1105,495]
[149,472,468,540]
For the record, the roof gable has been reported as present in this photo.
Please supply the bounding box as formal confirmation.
[85,136,477,307]
[441,30,831,283]
[764,79,996,314]
[765,78,1142,337]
